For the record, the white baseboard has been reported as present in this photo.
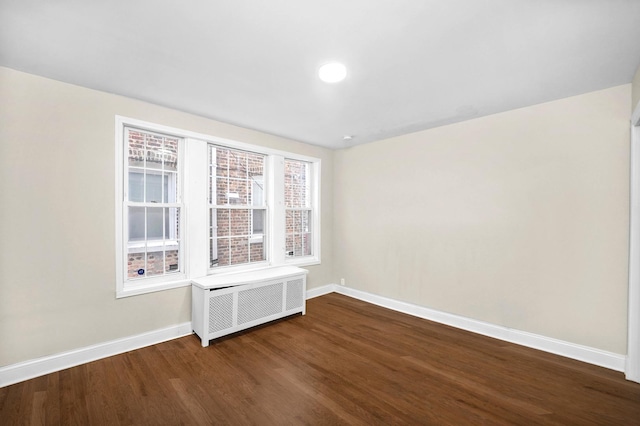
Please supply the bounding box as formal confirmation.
[332,285,626,373]
[0,322,193,388]
[306,284,336,299]
[1,284,627,388]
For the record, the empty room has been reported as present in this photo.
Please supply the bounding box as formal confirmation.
[2,1,640,424]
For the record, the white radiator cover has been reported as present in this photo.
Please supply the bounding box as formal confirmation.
[191,266,308,347]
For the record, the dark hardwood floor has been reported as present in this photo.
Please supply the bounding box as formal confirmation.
[2,293,639,425]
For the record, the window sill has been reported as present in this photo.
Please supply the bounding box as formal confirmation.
[117,276,190,298]
[285,256,321,268]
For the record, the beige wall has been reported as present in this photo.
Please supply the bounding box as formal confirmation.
[334,85,631,354]
[0,67,334,367]
[0,63,632,367]
[634,64,640,112]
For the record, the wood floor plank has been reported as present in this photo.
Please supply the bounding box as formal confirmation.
[1,293,639,425]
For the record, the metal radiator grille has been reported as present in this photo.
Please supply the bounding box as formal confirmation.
[209,293,233,333]
[286,278,304,311]
[237,282,283,325]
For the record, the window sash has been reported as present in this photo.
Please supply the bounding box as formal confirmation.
[123,126,185,282]
[284,158,313,259]
[208,145,268,270]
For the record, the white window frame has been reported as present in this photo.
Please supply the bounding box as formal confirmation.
[115,116,321,298]
[116,120,188,298]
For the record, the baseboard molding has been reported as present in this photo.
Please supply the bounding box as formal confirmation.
[306,284,336,299]
[2,284,627,388]
[333,285,627,373]
[0,322,193,388]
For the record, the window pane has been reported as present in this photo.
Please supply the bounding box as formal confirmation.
[124,127,182,284]
[127,252,145,279]
[301,210,311,233]
[228,150,246,179]
[164,138,179,172]
[211,207,265,268]
[127,129,180,203]
[286,210,296,236]
[229,237,249,266]
[228,178,249,205]
[128,171,144,202]
[127,130,145,168]
[128,206,145,241]
[216,209,230,237]
[217,238,230,267]
[167,207,179,240]
[250,240,265,262]
[165,171,177,203]
[145,251,164,277]
[166,249,180,273]
[147,207,164,240]
[285,209,312,258]
[252,209,265,234]
[303,232,312,256]
[210,239,218,268]
[145,134,164,170]
[215,146,229,178]
[145,173,164,203]
[286,235,294,257]
[209,145,267,269]
[285,159,310,208]
[213,146,265,207]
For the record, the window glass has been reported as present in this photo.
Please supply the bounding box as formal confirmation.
[125,128,182,280]
[285,159,312,258]
[209,145,266,268]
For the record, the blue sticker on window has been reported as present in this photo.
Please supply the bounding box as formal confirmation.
[137,269,145,275]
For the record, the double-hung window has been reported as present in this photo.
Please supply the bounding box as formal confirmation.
[121,127,184,284]
[209,145,267,269]
[285,159,313,258]
[116,117,320,297]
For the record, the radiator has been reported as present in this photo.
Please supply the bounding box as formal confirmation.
[191,266,307,347]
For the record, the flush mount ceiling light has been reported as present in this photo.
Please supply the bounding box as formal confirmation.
[318,62,347,83]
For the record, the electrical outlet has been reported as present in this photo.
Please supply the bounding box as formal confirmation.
[340,278,345,286]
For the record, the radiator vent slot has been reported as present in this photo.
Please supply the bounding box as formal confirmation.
[286,278,304,311]
[238,282,283,325]
[209,293,233,333]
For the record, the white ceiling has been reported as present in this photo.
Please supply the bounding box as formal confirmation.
[2,0,640,149]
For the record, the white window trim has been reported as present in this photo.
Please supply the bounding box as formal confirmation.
[115,119,189,298]
[115,116,321,298]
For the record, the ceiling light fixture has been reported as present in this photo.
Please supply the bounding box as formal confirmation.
[318,62,347,83]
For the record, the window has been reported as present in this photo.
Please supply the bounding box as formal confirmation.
[209,145,267,269]
[285,159,313,258]
[124,128,183,280]
[116,117,320,297]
